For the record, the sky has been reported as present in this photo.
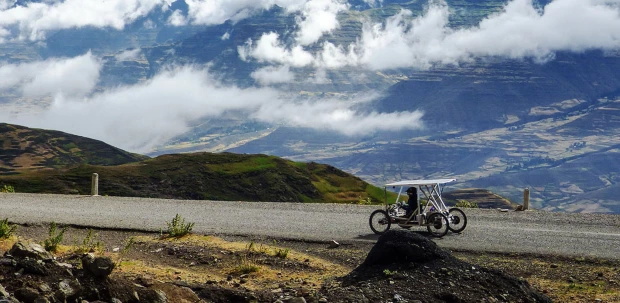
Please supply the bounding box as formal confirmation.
[1,0,620,153]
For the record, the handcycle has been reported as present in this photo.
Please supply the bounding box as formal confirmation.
[369,179,468,237]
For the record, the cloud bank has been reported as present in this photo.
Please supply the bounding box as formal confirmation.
[0,52,100,97]
[241,0,620,70]
[0,63,423,152]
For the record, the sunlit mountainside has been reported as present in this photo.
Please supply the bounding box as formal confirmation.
[1,0,620,213]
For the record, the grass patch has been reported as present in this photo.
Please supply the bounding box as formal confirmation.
[163,214,195,238]
[0,185,15,193]
[0,218,17,239]
[43,222,67,253]
[73,229,104,254]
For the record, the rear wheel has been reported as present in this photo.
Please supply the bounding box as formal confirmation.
[447,208,467,233]
[369,210,391,235]
[426,213,449,238]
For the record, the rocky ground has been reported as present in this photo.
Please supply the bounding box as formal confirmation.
[1,224,619,303]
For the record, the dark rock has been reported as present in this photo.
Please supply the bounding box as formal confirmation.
[14,287,39,303]
[82,253,115,278]
[361,230,450,266]
[54,279,81,302]
[17,258,48,275]
[8,242,53,261]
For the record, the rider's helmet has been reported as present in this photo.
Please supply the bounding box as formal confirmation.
[406,187,416,195]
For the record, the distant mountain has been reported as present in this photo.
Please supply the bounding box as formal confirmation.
[0,123,148,174]
[377,51,620,131]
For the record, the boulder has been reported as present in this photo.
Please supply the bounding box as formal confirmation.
[17,258,48,275]
[7,242,53,261]
[14,287,40,303]
[362,230,450,266]
[150,283,201,303]
[81,254,115,278]
[54,279,81,302]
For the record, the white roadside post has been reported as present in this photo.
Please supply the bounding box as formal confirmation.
[91,173,99,196]
[523,188,530,210]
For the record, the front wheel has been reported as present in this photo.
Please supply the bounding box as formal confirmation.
[369,210,391,235]
[426,213,449,238]
[447,208,467,233]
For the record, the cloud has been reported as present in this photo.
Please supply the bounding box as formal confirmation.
[0,0,165,41]
[0,64,424,153]
[241,0,620,70]
[251,95,424,135]
[0,52,101,98]
[239,32,315,67]
[167,9,187,26]
[251,65,295,85]
[115,48,142,61]
[183,0,308,25]
[295,0,348,45]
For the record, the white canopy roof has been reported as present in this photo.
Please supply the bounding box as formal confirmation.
[385,179,456,187]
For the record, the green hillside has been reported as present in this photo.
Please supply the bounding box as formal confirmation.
[0,152,385,203]
[0,123,148,174]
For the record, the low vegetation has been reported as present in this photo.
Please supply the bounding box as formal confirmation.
[0,185,14,193]
[0,218,17,239]
[163,214,194,238]
[455,199,479,208]
[74,229,104,254]
[43,222,67,253]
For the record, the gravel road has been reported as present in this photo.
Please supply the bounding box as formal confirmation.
[1,193,619,260]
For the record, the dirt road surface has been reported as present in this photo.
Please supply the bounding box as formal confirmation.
[1,193,619,259]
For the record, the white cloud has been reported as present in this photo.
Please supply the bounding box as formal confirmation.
[239,32,315,67]
[0,64,424,153]
[115,48,142,61]
[183,0,308,25]
[241,0,620,70]
[0,52,101,98]
[0,0,165,42]
[167,9,187,26]
[251,93,424,135]
[295,0,348,45]
[251,65,295,85]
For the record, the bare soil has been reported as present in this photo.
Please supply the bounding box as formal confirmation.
[1,224,620,303]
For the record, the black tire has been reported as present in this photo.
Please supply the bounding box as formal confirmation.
[448,208,467,233]
[426,213,449,238]
[369,210,391,235]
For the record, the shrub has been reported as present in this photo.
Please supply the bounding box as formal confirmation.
[44,222,68,253]
[164,214,195,238]
[455,200,479,208]
[116,236,135,267]
[274,247,289,259]
[74,229,104,254]
[0,185,15,193]
[356,196,372,205]
[0,218,17,239]
[233,242,261,274]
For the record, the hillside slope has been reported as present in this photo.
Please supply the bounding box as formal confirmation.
[0,123,148,174]
[0,152,385,203]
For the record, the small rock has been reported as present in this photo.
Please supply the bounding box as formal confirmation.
[550,264,559,268]
[285,297,306,303]
[81,254,115,278]
[112,247,120,252]
[328,240,340,249]
[394,293,405,302]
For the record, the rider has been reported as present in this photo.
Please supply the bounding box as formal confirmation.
[404,187,418,218]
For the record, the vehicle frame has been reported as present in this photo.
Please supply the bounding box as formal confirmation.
[369,179,468,237]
